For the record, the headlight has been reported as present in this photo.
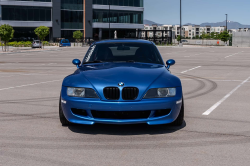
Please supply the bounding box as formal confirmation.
[143,88,176,98]
[67,87,99,98]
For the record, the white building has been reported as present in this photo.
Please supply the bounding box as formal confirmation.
[142,24,227,39]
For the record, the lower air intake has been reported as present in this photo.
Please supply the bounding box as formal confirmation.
[91,110,151,119]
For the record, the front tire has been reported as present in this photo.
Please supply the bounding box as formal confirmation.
[59,97,71,126]
[172,98,184,126]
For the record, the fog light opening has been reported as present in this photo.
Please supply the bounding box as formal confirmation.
[71,108,88,116]
[61,99,67,104]
[176,99,182,104]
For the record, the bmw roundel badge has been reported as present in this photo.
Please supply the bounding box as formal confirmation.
[118,82,125,86]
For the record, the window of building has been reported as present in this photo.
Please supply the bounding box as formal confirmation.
[11,27,51,41]
[11,0,51,1]
[61,10,83,29]
[93,0,143,7]
[2,6,51,21]
[93,10,143,24]
[61,0,83,10]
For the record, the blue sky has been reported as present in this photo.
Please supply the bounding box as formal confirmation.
[144,0,250,25]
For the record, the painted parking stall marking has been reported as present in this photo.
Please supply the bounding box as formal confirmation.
[185,53,202,57]
[0,80,61,91]
[225,51,243,58]
[203,76,250,115]
[181,66,201,74]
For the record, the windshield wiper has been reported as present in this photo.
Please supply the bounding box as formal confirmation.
[83,60,103,64]
[126,60,135,63]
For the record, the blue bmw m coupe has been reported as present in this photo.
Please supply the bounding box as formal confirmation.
[59,39,184,126]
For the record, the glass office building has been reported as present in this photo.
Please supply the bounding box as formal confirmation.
[92,0,144,39]
[60,0,84,39]
[0,0,144,41]
[0,0,52,41]
[93,0,143,7]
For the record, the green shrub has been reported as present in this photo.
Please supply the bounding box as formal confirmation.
[8,41,17,46]
[24,41,32,47]
[42,41,49,46]
[17,41,24,47]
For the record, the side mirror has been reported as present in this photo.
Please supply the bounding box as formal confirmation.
[166,59,175,70]
[72,59,81,68]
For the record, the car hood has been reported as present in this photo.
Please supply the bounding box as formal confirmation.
[62,63,181,100]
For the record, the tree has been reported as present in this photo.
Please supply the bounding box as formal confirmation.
[220,31,230,44]
[201,32,205,39]
[210,32,215,39]
[205,34,211,39]
[73,30,83,46]
[177,35,181,43]
[34,26,50,49]
[0,24,14,52]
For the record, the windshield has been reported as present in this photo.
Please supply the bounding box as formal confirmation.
[62,39,69,43]
[83,43,164,65]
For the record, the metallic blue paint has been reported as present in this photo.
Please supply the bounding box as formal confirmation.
[72,59,81,68]
[166,59,175,70]
[94,39,153,45]
[60,40,183,125]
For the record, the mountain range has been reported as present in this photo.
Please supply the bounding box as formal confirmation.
[144,19,250,29]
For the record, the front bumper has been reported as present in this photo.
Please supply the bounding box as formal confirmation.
[32,45,41,48]
[61,90,182,125]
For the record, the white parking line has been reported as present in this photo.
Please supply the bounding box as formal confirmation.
[0,63,16,66]
[180,79,247,82]
[185,53,202,57]
[225,51,241,58]
[0,73,53,78]
[181,66,201,74]
[0,80,61,91]
[39,63,57,66]
[203,76,250,115]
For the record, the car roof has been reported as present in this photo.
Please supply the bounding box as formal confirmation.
[94,39,153,45]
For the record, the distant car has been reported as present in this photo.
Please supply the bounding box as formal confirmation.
[59,39,184,127]
[32,40,42,48]
[59,39,71,47]
[181,40,189,43]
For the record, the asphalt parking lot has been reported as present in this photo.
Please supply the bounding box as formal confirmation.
[0,46,250,165]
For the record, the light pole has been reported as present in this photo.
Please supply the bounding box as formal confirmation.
[179,0,182,47]
[109,1,111,39]
[225,14,228,46]
[225,14,228,32]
